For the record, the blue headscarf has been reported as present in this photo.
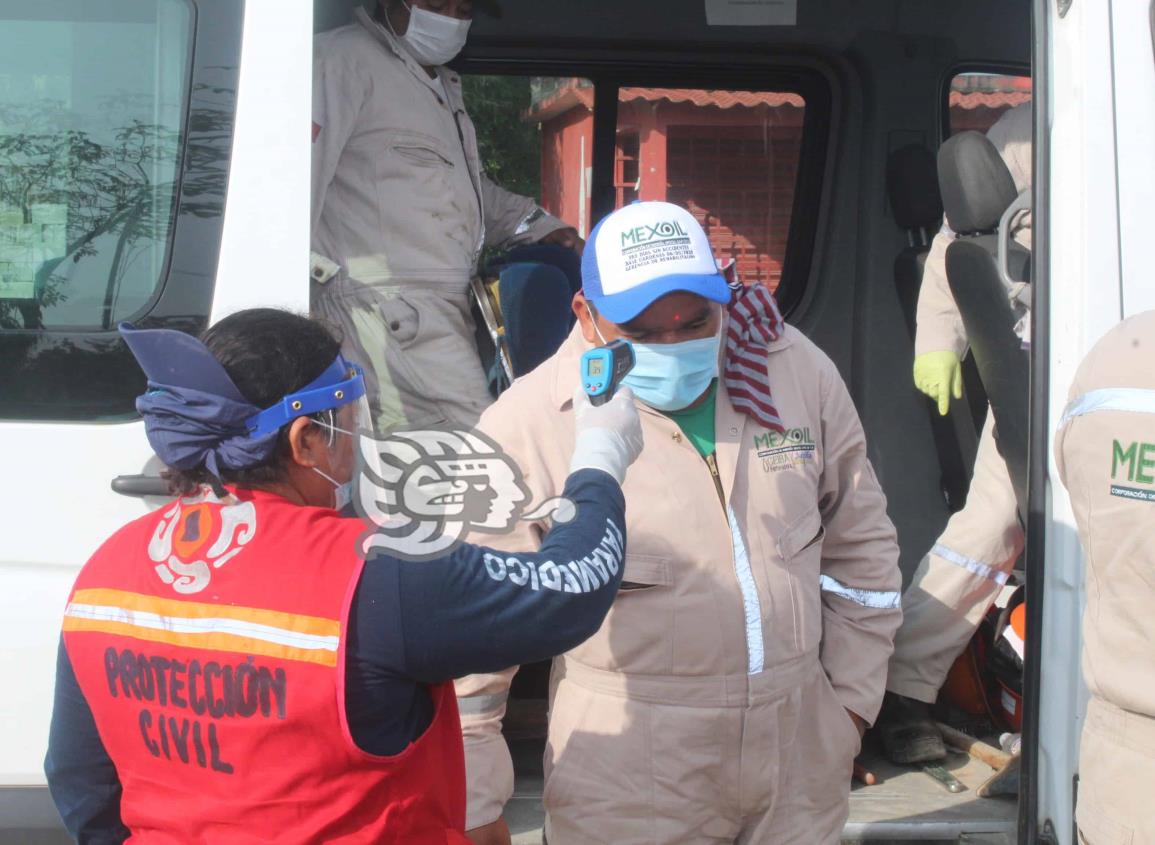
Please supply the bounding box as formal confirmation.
[121,322,365,483]
[120,323,284,481]
[134,384,280,480]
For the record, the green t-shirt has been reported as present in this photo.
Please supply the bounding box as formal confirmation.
[665,381,718,457]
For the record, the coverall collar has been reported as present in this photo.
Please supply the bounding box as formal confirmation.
[353,6,458,100]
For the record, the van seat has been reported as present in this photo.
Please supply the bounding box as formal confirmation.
[939,131,1031,519]
[887,144,943,337]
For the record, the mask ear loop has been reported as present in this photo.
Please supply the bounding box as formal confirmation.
[587,302,610,346]
[308,409,339,448]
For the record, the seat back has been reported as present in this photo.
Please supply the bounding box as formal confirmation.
[939,131,1031,519]
[472,244,582,396]
[498,261,574,378]
[887,143,977,512]
[887,143,942,337]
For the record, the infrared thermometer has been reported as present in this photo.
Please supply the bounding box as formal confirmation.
[581,339,635,405]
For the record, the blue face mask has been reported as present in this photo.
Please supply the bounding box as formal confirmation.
[593,317,720,411]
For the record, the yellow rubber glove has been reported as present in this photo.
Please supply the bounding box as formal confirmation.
[913,351,963,416]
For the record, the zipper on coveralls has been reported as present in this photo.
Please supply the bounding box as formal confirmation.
[705,447,759,794]
[705,451,726,510]
[453,109,486,257]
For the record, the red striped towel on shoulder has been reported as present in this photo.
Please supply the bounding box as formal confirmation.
[723,278,787,435]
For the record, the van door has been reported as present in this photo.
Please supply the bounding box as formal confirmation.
[0,0,312,828]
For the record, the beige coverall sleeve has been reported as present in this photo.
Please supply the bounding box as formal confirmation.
[913,227,969,359]
[480,174,571,249]
[311,48,370,235]
[454,405,554,830]
[816,358,904,725]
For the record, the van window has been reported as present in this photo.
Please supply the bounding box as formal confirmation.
[465,74,593,237]
[948,72,1033,136]
[627,88,807,292]
[0,2,191,332]
[0,1,239,422]
[610,86,808,292]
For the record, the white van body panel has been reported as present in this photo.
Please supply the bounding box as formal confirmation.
[0,1,313,825]
[1040,0,1155,840]
[213,3,315,322]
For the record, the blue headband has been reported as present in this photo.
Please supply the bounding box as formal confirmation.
[245,357,365,438]
[120,322,365,479]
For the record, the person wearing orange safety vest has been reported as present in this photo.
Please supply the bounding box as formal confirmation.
[44,308,642,843]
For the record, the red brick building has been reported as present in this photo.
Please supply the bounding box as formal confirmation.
[527,75,1030,292]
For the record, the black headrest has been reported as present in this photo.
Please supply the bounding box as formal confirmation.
[937,131,1018,235]
[886,144,943,230]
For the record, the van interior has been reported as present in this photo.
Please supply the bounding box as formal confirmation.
[0,0,1035,841]
[313,0,1034,841]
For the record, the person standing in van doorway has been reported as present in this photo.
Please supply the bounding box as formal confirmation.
[311,0,583,433]
[1055,312,1155,844]
[877,102,1033,764]
[457,202,903,845]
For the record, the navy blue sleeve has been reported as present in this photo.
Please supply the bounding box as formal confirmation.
[345,468,624,753]
[395,468,626,682]
[44,638,129,844]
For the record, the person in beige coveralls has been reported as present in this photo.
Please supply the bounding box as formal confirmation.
[459,202,903,845]
[1055,311,1155,845]
[311,0,582,433]
[880,102,1033,762]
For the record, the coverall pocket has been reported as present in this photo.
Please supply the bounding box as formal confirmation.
[380,294,421,347]
[391,140,455,169]
[566,554,675,675]
[777,509,825,655]
[618,553,671,592]
[817,666,862,760]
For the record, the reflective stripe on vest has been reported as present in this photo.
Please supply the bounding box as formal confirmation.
[64,588,340,667]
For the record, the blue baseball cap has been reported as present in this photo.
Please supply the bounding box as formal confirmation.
[581,201,731,324]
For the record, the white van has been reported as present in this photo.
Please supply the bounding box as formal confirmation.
[1,1,1152,842]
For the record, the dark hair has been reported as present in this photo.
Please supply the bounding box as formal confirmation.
[165,308,343,496]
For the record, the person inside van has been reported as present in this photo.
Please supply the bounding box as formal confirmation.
[44,308,642,843]
[877,102,1032,764]
[1055,311,1155,845]
[311,0,583,434]
[456,202,903,845]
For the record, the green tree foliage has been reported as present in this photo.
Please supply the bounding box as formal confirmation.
[462,75,542,200]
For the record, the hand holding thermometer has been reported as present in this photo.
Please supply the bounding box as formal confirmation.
[581,339,635,405]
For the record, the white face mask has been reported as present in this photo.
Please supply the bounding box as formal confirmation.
[313,466,354,511]
[393,1,471,67]
[312,414,356,511]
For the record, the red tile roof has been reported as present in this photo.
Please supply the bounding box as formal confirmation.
[619,88,805,109]
[524,84,804,122]
[949,91,1033,109]
[949,74,1033,109]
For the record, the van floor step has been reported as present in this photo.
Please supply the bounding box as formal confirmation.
[843,748,1017,841]
[504,732,1017,845]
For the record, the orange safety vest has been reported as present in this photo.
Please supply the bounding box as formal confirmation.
[61,487,469,844]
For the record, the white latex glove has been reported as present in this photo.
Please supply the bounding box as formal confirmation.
[570,386,644,484]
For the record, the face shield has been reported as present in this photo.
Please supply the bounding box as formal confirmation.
[244,356,369,509]
[312,393,374,483]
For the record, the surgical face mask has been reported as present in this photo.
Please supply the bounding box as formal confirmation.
[313,466,354,511]
[593,319,721,412]
[393,1,471,67]
[311,405,364,510]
